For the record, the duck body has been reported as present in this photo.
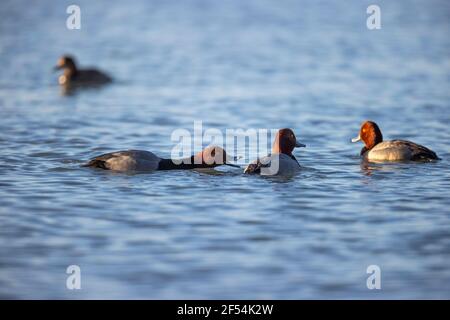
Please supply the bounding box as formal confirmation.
[352,121,439,162]
[244,128,305,176]
[362,140,439,162]
[244,153,300,175]
[59,69,112,87]
[83,146,238,172]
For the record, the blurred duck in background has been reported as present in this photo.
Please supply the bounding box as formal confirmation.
[244,128,306,176]
[54,55,112,90]
[352,120,439,162]
[83,146,239,172]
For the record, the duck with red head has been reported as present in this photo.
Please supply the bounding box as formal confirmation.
[54,55,112,88]
[83,145,239,172]
[352,120,439,161]
[244,128,306,175]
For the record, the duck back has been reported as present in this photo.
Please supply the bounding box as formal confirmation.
[73,69,112,85]
[83,150,161,172]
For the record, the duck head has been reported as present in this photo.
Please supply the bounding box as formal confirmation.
[351,120,383,150]
[272,128,306,155]
[54,55,78,85]
[192,146,239,168]
[54,55,77,72]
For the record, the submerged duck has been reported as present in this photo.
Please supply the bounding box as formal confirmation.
[83,146,239,172]
[244,128,305,175]
[54,55,112,87]
[351,121,439,161]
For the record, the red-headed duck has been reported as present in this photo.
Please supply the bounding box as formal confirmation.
[54,55,112,87]
[83,146,239,172]
[351,121,439,161]
[244,128,306,175]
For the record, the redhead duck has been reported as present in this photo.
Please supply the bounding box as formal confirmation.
[83,146,239,172]
[244,128,306,175]
[351,121,439,161]
[54,55,112,87]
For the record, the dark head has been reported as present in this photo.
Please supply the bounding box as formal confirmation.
[272,128,306,155]
[351,120,383,150]
[54,55,77,72]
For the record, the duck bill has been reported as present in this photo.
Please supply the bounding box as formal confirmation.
[351,134,361,143]
[225,155,241,168]
[225,163,241,168]
[295,141,306,148]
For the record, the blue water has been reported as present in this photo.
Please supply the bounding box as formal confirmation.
[0,0,449,299]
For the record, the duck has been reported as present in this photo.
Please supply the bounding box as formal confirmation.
[54,55,112,87]
[82,145,239,172]
[244,128,306,175]
[351,121,439,161]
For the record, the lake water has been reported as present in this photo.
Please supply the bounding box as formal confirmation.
[0,0,449,299]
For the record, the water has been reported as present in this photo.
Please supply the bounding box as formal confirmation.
[0,0,449,299]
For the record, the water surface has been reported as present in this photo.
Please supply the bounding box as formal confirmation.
[0,0,449,299]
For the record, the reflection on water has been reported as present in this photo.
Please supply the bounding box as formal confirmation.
[59,84,108,97]
[359,160,405,176]
[0,0,449,299]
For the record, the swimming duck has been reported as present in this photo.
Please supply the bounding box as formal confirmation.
[244,128,305,175]
[83,146,239,172]
[54,55,112,87]
[351,121,439,161]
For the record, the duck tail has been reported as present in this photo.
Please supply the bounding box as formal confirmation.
[412,150,440,161]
